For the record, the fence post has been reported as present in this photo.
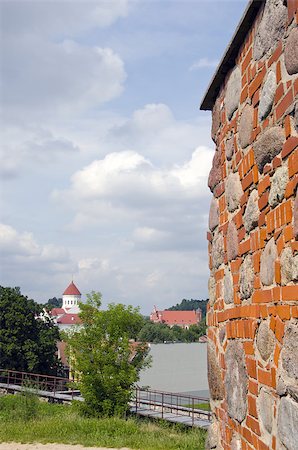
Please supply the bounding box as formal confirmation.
[161,392,164,419]
[192,397,194,427]
[135,387,138,414]
[7,371,10,387]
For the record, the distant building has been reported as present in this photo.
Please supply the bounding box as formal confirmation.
[150,306,202,329]
[50,281,82,330]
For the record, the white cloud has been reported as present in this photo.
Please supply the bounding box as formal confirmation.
[1,1,130,37]
[53,146,213,221]
[0,223,74,300]
[189,57,219,71]
[2,38,126,116]
[0,123,80,177]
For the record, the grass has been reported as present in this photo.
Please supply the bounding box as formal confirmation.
[0,395,206,450]
[183,402,211,411]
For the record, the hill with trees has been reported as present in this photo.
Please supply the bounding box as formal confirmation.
[167,298,208,317]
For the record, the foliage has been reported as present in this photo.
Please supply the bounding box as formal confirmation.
[0,286,61,375]
[0,395,206,449]
[65,292,150,417]
[138,318,207,343]
[43,297,62,310]
[167,299,208,317]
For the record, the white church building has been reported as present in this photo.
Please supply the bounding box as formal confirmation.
[50,281,82,330]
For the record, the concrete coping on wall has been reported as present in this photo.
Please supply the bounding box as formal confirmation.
[200,0,263,111]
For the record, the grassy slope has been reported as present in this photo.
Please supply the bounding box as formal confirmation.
[0,395,206,450]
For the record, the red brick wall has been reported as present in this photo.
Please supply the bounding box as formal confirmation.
[206,2,298,449]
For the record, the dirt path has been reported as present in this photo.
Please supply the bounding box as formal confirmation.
[0,444,131,450]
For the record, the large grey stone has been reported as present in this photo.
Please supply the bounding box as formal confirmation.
[258,70,276,121]
[225,341,248,423]
[254,126,285,173]
[268,164,288,207]
[280,247,298,285]
[205,420,219,449]
[225,136,234,161]
[225,172,243,212]
[295,101,298,133]
[256,320,275,362]
[208,150,222,192]
[207,341,224,401]
[208,276,216,306]
[225,67,241,120]
[260,238,278,286]
[253,0,287,60]
[212,231,224,269]
[294,190,298,238]
[281,320,298,381]
[219,327,226,345]
[278,396,298,450]
[243,189,259,232]
[209,197,219,231]
[224,267,234,304]
[230,434,241,450]
[227,221,238,262]
[239,104,254,149]
[211,97,221,143]
[239,254,254,300]
[258,388,274,434]
[285,27,298,75]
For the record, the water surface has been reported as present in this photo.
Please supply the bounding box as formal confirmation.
[139,342,208,396]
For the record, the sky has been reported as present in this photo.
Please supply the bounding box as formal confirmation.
[0,0,247,314]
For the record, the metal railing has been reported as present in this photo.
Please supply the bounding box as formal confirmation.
[0,369,78,401]
[134,386,211,426]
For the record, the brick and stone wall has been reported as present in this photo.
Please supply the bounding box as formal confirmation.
[204,1,298,449]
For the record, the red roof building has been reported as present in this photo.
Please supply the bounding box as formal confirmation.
[63,281,81,296]
[150,306,202,329]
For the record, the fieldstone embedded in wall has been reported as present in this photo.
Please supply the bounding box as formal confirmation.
[258,70,276,121]
[205,419,220,449]
[209,276,216,306]
[225,66,241,120]
[256,320,275,362]
[224,267,234,304]
[225,135,234,161]
[278,396,298,450]
[219,326,226,345]
[227,221,238,261]
[284,27,298,75]
[295,102,298,132]
[243,189,259,232]
[253,0,287,60]
[254,126,285,173]
[208,150,222,192]
[268,164,288,207]
[281,320,298,381]
[294,190,298,238]
[209,197,219,231]
[230,434,241,450]
[238,104,254,149]
[239,254,254,300]
[257,388,274,434]
[211,97,221,143]
[225,340,248,423]
[260,238,278,286]
[207,341,224,401]
[225,172,243,212]
[212,231,224,269]
[280,247,298,285]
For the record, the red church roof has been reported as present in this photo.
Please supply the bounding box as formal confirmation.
[161,310,198,325]
[57,314,81,325]
[63,281,81,296]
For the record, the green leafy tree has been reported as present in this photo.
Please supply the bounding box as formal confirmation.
[66,292,150,417]
[43,297,62,310]
[0,286,61,375]
[167,298,208,317]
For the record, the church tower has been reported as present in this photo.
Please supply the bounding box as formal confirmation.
[62,281,81,313]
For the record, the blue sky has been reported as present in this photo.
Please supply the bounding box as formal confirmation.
[0,0,246,313]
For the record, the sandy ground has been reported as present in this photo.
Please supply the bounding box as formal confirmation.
[0,445,131,450]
